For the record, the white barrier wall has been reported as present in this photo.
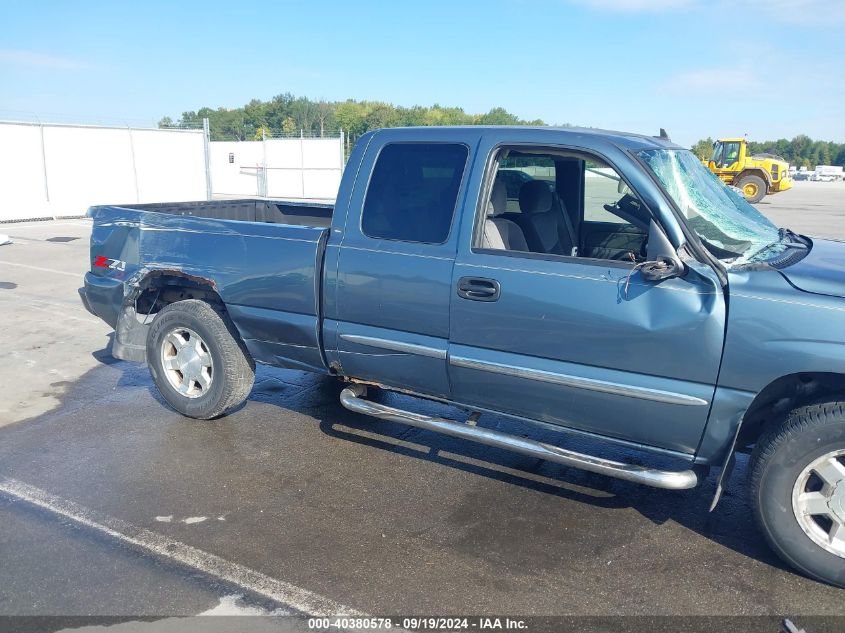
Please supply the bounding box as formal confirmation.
[209,140,264,198]
[0,121,207,221]
[0,121,344,222]
[0,124,50,219]
[210,136,343,200]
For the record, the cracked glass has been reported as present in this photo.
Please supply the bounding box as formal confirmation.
[638,149,782,264]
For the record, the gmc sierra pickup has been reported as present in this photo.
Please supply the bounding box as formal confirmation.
[81,126,845,588]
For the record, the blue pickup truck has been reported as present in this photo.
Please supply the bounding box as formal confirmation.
[81,126,845,588]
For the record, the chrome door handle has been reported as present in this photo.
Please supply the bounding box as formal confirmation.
[457,277,500,302]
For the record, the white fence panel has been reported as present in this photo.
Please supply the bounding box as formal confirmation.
[298,137,343,201]
[0,120,344,222]
[209,136,343,201]
[43,126,138,215]
[0,124,51,221]
[131,129,206,203]
[208,141,264,198]
[0,121,207,222]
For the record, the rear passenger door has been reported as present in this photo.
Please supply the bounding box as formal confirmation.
[323,133,472,399]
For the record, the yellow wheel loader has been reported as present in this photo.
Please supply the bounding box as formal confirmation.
[705,138,792,203]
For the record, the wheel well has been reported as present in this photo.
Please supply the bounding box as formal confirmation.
[737,372,845,449]
[736,168,771,188]
[134,271,224,316]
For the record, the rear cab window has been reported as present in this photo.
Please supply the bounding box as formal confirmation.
[361,143,468,244]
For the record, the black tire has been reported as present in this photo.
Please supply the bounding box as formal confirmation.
[736,174,767,203]
[146,300,255,419]
[749,401,845,588]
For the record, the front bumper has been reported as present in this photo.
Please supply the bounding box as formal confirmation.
[773,177,793,193]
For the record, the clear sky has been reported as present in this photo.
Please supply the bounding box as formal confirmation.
[1,0,842,147]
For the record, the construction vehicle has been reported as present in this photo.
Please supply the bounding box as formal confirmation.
[704,138,792,203]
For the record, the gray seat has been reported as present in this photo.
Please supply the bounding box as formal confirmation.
[517,180,575,256]
[483,180,528,251]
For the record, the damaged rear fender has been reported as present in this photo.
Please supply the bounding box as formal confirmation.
[111,268,222,363]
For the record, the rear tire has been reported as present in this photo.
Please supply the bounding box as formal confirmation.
[749,401,845,588]
[146,300,254,419]
[736,174,767,203]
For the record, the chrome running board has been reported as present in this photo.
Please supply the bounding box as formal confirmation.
[339,385,699,490]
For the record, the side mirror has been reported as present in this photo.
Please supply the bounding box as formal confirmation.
[645,219,685,280]
[640,256,683,282]
[617,180,631,195]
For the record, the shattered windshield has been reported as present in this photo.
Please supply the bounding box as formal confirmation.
[638,148,783,264]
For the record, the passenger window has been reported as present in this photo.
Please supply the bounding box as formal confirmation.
[477,149,652,263]
[362,143,468,244]
[584,160,627,224]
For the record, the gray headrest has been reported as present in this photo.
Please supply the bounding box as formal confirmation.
[487,180,508,217]
[519,180,553,214]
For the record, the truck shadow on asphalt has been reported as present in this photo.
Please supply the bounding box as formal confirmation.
[312,384,787,571]
[63,351,795,581]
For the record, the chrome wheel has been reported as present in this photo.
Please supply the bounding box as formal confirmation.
[792,449,845,558]
[159,327,213,399]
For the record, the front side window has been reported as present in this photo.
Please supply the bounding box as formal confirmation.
[584,160,628,224]
[361,143,467,244]
[476,149,652,263]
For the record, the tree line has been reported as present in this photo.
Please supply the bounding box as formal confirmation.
[159,93,548,142]
[691,136,845,168]
[160,95,842,168]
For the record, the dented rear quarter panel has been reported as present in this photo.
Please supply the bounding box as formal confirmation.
[87,204,329,372]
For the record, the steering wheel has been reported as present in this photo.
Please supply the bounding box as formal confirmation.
[603,193,641,218]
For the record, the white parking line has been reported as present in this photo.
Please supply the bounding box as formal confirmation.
[1,221,91,229]
[0,477,362,617]
[0,260,84,278]
[199,594,289,615]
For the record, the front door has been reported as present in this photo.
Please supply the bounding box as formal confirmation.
[447,146,726,456]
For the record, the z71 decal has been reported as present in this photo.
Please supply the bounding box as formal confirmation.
[93,256,126,271]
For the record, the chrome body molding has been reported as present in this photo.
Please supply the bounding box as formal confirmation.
[449,356,708,407]
[339,334,447,360]
[340,385,700,490]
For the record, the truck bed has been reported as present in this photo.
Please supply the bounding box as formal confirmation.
[85,198,332,372]
[113,198,334,228]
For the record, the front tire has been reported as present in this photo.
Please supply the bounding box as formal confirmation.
[750,401,845,588]
[146,300,255,419]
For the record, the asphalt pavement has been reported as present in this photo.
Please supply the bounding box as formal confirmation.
[1,182,844,626]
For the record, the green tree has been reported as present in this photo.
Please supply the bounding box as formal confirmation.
[477,107,521,125]
[334,100,370,138]
[162,94,551,142]
[691,137,714,160]
[281,117,297,135]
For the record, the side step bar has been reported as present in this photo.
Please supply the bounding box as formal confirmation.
[339,385,700,490]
